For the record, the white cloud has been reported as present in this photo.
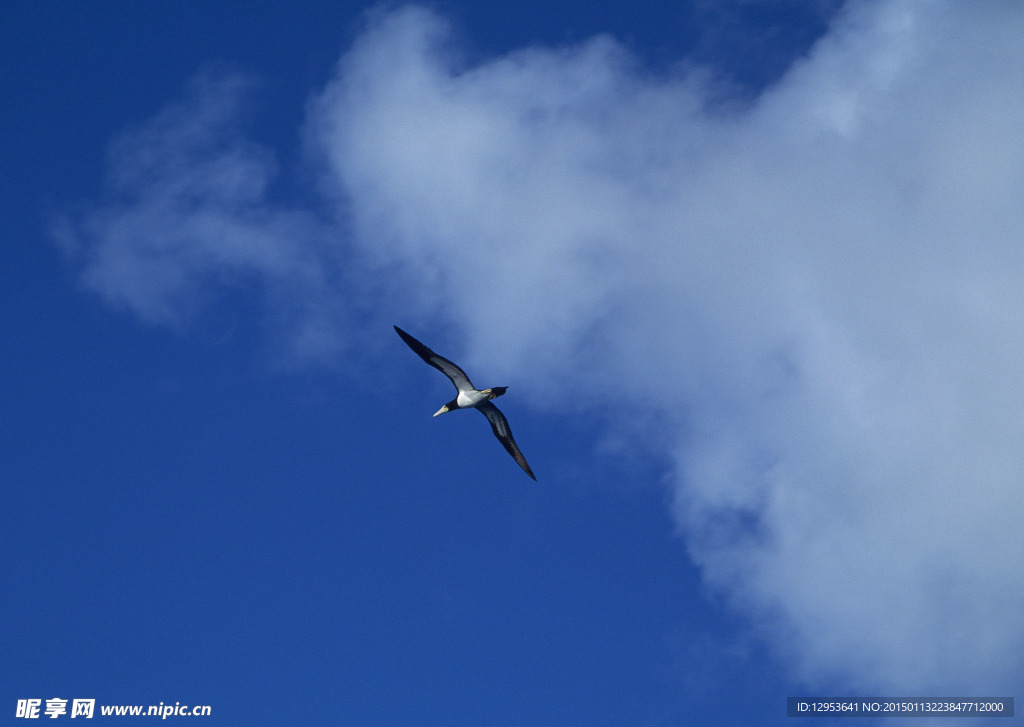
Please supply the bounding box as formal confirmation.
[67,0,1024,696]
[59,71,347,362]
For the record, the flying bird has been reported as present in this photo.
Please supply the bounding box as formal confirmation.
[394,325,536,480]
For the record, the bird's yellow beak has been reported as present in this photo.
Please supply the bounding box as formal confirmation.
[433,406,449,417]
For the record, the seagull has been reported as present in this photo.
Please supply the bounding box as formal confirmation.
[394,325,536,480]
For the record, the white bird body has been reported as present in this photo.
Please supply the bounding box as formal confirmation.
[440,389,498,415]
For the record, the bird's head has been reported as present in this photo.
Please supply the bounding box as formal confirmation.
[433,398,458,416]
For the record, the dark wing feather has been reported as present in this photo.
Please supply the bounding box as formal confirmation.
[394,326,474,392]
[478,401,536,480]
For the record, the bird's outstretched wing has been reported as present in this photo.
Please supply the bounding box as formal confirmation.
[394,326,475,393]
[478,401,536,480]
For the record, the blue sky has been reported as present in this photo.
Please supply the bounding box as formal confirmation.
[3,2,1023,725]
